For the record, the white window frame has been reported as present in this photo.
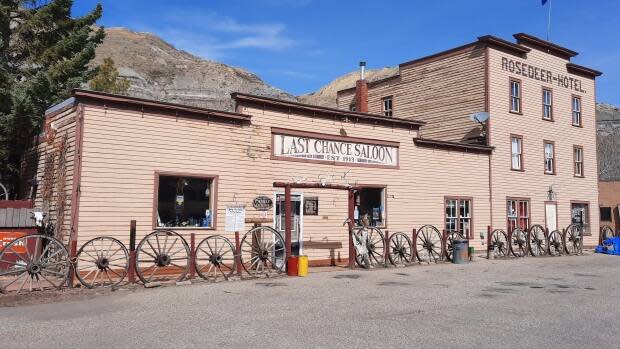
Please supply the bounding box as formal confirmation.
[544,142,555,174]
[511,136,523,170]
[574,146,584,177]
[382,96,393,117]
[572,96,582,126]
[510,79,521,113]
[543,89,553,120]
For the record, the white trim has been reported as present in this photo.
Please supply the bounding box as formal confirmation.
[273,191,304,255]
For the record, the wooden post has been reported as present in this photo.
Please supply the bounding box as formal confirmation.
[234,231,242,276]
[284,185,293,275]
[442,229,448,261]
[189,233,196,279]
[348,188,355,268]
[486,225,492,259]
[384,230,390,265]
[67,240,77,288]
[128,220,136,283]
[411,228,417,263]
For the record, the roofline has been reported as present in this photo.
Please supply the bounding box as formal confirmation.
[477,35,531,55]
[399,41,480,68]
[513,33,578,59]
[232,92,425,128]
[566,62,602,78]
[64,89,251,122]
[336,74,401,96]
[413,138,494,154]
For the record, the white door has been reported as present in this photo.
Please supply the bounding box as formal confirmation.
[545,203,557,232]
[274,193,304,256]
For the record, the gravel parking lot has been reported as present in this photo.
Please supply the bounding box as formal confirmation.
[1,253,619,348]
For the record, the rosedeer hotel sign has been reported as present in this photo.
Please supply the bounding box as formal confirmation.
[272,130,398,168]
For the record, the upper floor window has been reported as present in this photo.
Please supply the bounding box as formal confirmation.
[511,135,523,171]
[573,146,584,177]
[572,96,582,126]
[349,103,357,112]
[382,96,393,117]
[544,141,555,174]
[509,79,521,113]
[445,197,472,238]
[542,88,553,120]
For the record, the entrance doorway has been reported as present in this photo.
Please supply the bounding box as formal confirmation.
[545,202,557,231]
[274,193,303,256]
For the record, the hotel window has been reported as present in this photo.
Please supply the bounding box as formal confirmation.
[572,96,582,126]
[599,207,612,222]
[156,175,215,228]
[511,136,523,170]
[542,88,553,120]
[507,199,530,233]
[349,103,356,112]
[544,141,555,174]
[509,79,521,113]
[571,202,590,233]
[382,96,393,117]
[445,198,472,238]
[573,146,584,177]
[354,187,385,227]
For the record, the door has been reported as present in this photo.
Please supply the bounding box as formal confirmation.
[274,193,303,256]
[545,202,557,232]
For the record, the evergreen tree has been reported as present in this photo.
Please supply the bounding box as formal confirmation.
[89,57,130,95]
[0,0,104,196]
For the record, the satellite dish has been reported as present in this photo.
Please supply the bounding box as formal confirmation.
[470,112,489,123]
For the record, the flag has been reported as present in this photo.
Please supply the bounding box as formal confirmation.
[542,0,548,5]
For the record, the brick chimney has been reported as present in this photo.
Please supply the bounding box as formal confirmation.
[355,61,368,113]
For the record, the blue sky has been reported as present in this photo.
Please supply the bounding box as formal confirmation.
[74,0,620,105]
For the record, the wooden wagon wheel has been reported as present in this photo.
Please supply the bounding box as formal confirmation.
[354,227,385,267]
[195,235,236,281]
[490,229,508,257]
[135,230,190,284]
[387,232,412,266]
[415,225,442,263]
[563,224,583,255]
[547,230,563,256]
[75,237,129,288]
[446,231,465,261]
[527,225,547,257]
[0,234,70,294]
[510,228,527,257]
[601,225,615,242]
[239,226,285,277]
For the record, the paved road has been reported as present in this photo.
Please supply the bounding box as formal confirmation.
[1,253,619,348]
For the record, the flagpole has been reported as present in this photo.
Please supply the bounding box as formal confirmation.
[546,0,552,41]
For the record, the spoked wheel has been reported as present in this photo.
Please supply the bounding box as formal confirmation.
[490,229,508,257]
[75,237,129,288]
[387,232,412,266]
[601,225,615,242]
[195,235,236,281]
[510,228,528,257]
[355,227,385,267]
[415,225,442,263]
[527,225,548,257]
[135,230,190,284]
[563,224,583,255]
[547,230,563,256]
[239,226,285,277]
[446,231,465,261]
[0,234,70,294]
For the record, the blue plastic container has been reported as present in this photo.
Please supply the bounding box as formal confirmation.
[595,237,620,255]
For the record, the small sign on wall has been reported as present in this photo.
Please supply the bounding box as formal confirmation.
[304,197,319,216]
[225,205,246,232]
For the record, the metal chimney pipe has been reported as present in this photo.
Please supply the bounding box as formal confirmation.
[359,61,366,80]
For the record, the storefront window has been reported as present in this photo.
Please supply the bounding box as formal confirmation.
[571,202,590,233]
[507,199,529,233]
[445,198,471,238]
[156,175,214,228]
[354,187,385,227]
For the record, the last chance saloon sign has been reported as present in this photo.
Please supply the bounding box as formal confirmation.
[272,131,398,167]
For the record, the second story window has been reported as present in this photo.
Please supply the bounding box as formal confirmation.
[572,96,582,126]
[510,79,521,113]
[542,88,553,120]
[511,135,523,170]
[574,146,584,177]
[349,103,356,112]
[544,141,555,174]
[382,96,393,117]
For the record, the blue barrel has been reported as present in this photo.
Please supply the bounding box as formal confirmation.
[452,239,469,264]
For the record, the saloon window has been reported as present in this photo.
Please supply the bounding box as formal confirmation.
[445,198,472,238]
[156,175,215,228]
[354,187,385,227]
[572,96,582,126]
[382,96,393,117]
[507,199,529,232]
[510,79,521,113]
[571,202,590,233]
[542,88,553,120]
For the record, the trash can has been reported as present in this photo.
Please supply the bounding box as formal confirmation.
[297,255,309,276]
[452,239,469,264]
[287,256,299,276]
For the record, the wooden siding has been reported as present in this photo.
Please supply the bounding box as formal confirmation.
[75,103,491,263]
[487,46,600,246]
[598,181,620,231]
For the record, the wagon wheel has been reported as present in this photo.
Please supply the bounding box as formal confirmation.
[239,226,285,277]
[0,234,70,294]
[355,227,385,267]
[601,225,615,242]
[527,225,547,257]
[547,230,563,256]
[135,230,190,284]
[415,225,442,263]
[446,231,465,261]
[490,229,508,257]
[510,228,527,257]
[387,232,412,266]
[563,224,583,255]
[75,237,129,288]
[195,235,236,281]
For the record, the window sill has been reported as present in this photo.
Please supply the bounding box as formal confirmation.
[572,124,583,128]
[574,175,585,178]
[544,172,556,176]
[509,110,523,115]
[511,168,525,172]
[542,117,554,122]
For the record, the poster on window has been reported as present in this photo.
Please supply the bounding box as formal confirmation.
[225,205,245,232]
[304,197,319,215]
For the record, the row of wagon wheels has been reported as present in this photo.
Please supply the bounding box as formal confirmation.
[490,223,586,258]
[0,226,285,294]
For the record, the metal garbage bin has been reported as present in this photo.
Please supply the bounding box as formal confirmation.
[452,239,469,264]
